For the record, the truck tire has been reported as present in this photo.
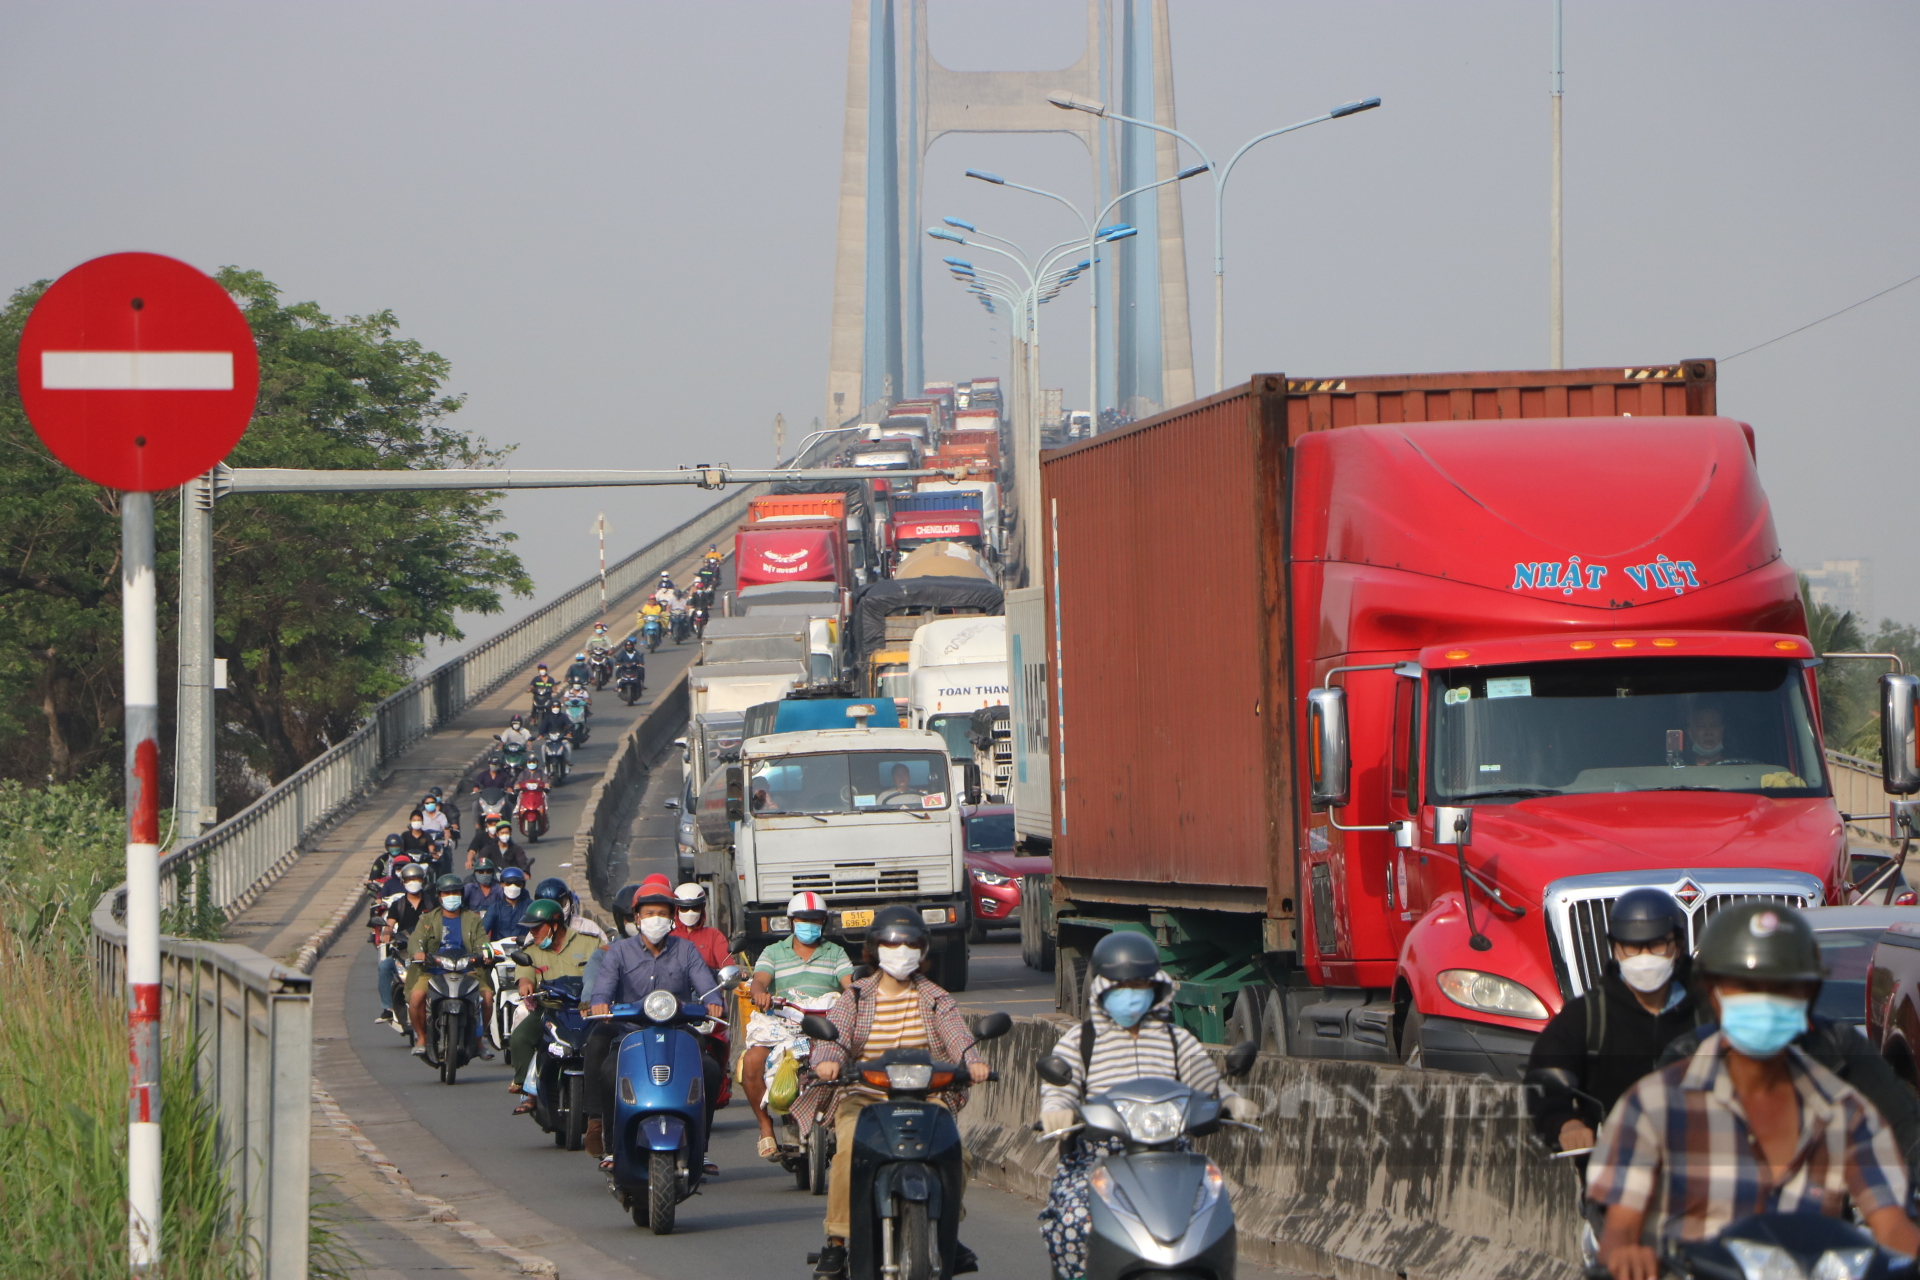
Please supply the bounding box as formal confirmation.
[1020,875,1055,972]
[1228,988,1265,1051]
[936,937,970,992]
[1396,1004,1426,1069]
[1055,948,1088,1018]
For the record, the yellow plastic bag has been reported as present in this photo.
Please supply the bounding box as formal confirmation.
[768,1052,800,1114]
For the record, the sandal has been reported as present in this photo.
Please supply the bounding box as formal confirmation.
[599,1154,615,1173]
[757,1136,780,1160]
[513,1098,537,1115]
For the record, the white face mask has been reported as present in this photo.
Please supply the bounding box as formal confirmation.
[503,884,522,900]
[677,909,703,928]
[877,944,923,980]
[638,916,673,944]
[1619,952,1675,993]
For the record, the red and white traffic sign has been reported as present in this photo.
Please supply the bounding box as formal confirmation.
[16,252,258,492]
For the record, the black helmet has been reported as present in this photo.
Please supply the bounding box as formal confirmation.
[384,832,404,849]
[1605,888,1688,945]
[1696,902,1823,983]
[612,882,642,932]
[1090,931,1161,984]
[434,874,465,894]
[534,877,571,904]
[868,903,930,949]
[520,898,565,927]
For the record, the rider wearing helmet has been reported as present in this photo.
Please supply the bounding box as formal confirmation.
[744,892,853,1160]
[1589,903,1920,1279]
[373,861,432,1030]
[670,882,731,971]
[566,652,593,687]
[369,831,407,885]
[481,866,532,941]
[464,856,504,914]
[507,897,607,1111]
[1035,931,1256,1280]
[406,874,495,1060]
[1526,888,1699,1159]
[799,905,989,1280]
[535,876,606,940]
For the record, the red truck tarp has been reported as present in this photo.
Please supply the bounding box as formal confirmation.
[734,518,846,589]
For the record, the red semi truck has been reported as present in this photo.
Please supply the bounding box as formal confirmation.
[1032,363,1848,1078]
[733,516,847,592]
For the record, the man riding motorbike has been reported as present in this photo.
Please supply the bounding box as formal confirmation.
[744,892,853,1160]
[536,877,607,942]
[488,822,533,878]
[529,665,558,709]
[797,905,990,1280]
[566,652,593,688]
[508,897,606,1113]
[368,831,408,886]
[407,874,496,1060]
[482,866,532,941]
[583,876,724,1169]
[1036,931,1259,1280]
[464,857,505,914]
[614,641,646,697]
[1587,903,1920,1279]
[499,713,534,753]
[373,863,430,1031]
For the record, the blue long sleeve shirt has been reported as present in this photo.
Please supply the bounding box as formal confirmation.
[588,933,716,1008]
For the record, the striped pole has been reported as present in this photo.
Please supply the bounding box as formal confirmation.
[123,491,163,1272]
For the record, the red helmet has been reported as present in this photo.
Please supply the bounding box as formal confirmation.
[631,874,676,909]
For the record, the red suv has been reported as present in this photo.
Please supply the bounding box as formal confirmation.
[964,805,1050,942]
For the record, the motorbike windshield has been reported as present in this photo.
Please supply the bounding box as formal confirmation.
[750,751,951,813]
[1427,656,1828,804]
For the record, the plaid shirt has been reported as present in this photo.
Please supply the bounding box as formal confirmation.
[793,973,983,1136]
[1587,1032,1908,1246]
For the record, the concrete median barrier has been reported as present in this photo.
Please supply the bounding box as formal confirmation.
[575,671,692,911]
[963,1018,1582,1280]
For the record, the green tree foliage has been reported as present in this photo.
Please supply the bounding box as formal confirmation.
[0,269,530,791]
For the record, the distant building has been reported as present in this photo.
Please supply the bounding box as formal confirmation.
[1802,558,1875,623]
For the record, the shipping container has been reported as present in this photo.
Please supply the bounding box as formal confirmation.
[749,493,846,524]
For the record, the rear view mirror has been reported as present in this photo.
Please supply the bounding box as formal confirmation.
[1524,1066,1582,1095]
[973,1011,1013,1041]
[800,1013,839,1042]
[716,964,743,986]
[963,760,983,807]
[1035,1055,1076,1087]
[663,798,681,811]
[1884,674,1920,795]
[508,951,531,967]
[1306,687,1350,809]
[1222,1040,1259,1078]
[725,765,745,821]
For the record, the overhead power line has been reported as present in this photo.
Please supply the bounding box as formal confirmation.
[1721,269,1920,363]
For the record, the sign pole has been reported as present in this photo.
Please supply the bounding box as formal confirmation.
[122,490,163,1271]
[597,512,608,617]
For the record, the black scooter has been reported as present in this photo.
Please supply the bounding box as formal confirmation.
[1593,1211,1917,1278]
[802,1010,1012,1280]
[516,971,590,1150]
[616,664,644,706]
[419,955,484,1084]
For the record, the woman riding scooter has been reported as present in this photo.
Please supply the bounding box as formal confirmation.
[797,904,989,1280]
[1037,932,1261,1280]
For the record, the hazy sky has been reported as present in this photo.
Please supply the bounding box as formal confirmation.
[4,2,1917,643]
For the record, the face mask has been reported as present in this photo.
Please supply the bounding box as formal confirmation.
[639,916,674,944]
[876,945,922,980]
[410,821,423,830]
[1718,992,1808,1058]
[477,873,496,886]
[503,884,522,900]
[1618,953,1675,993]
[497,835,512,846]
[536,931,556,950]
[402,881,425,896]
[1103,986,1156,1028]
[424,803,437,812]
[440,894,463,911]
[677,910,703,928]
[794,921,824,945]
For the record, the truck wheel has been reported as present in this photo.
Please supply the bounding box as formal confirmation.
[1055,949,1088,1018]
[937,937,970,992]
[1228,988,1265,1050]
[1397,1004,1426,1069]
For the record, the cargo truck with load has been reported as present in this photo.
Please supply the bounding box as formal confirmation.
[1032,362,1853,1080]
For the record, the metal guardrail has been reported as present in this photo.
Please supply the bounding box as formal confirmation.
[92,893,313,1279]
[150,479,778,923]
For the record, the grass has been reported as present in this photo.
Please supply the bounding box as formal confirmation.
[0,777,354,1278]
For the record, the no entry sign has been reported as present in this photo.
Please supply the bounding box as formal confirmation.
[17,252,258,491]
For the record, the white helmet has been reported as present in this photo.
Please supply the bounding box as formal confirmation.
[786,891,829,919]
[674,882,708,908]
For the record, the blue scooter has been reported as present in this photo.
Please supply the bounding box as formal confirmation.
[600,964,741,1235]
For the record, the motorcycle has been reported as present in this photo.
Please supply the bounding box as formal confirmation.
[600,965,743,1235]
[801,1010,1013,1280]
[1032,1039,1261,1280]
[689,606,709,640]
[542,731,571,786]
[385,932,415,1046]
[1656,1212,1919,1280]
[642,614,664,652]
[616,664,645,706]
[515,774,551,842]
[762,994,840,1193]
[518,972,591,1150]
[476,785,514,829]
[564,696,591,747]
[419,955,485,1085]
[671,609,692,645]
[487,936,527,1053]
[590,653,613,689]
[530,682,557,715]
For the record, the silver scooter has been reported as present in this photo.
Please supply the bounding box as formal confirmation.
[1035,1040,1259,1280]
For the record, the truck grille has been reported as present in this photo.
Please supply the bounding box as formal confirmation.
[1544,869,1823,999]
[760,862,947,901]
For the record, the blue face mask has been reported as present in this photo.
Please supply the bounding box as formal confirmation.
[1102,986,1155,1029]
[793,921,824,945]
[1718,992,1808,1058]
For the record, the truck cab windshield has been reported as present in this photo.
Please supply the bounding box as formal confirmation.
[750,751,951,814]
[1427,656,1827,803]
[924,713,974,760]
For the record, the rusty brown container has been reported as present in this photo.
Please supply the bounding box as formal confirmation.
[1039,361,1717,923]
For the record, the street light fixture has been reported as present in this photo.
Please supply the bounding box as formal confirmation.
[1049,90,1382,393]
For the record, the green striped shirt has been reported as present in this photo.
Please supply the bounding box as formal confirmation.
[754,937,853,999]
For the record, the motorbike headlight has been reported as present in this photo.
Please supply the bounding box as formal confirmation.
[1809,1248,1875,1280]
[971,871,1012,887]
[642,989,679,1023]
[885,1063,935,1091]
[1436,969,1549,1021]
[1724,1240,1807,1280]
[1114,1098,1186,1145]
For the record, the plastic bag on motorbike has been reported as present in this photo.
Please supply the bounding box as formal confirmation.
[768,1051,800,1114]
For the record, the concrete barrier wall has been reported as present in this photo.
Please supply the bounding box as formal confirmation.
[575,672,692,910]
[962,1019,1583,1280]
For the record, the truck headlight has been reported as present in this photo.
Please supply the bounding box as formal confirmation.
[1437,969,1549,1021]
[921,908,950,925]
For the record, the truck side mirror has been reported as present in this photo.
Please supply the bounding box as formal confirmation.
[1432,806,1472,846]
[963,760,983,807]
[725,765,745,821]
[1884,674,1920,795]
[1306,687,1350,809]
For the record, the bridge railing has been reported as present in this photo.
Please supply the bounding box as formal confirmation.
[1828,747,1900,848]
[147,480,774,925]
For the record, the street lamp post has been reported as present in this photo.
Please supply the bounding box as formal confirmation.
[963,165,1205,428]
[1049,91,1381,394]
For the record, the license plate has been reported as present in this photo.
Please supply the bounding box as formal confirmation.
[841,909,874,928]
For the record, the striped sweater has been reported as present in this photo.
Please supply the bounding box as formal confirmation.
[1039,973,1240,1114]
